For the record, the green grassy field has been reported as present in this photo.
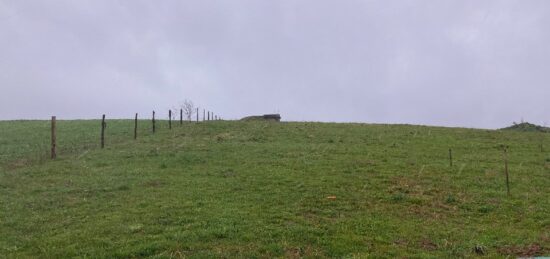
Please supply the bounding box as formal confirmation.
[1,120,549,258]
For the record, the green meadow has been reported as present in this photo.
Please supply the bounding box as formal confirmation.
[0,120,548,258]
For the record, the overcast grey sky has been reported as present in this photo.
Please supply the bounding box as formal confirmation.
[1,0,549,128]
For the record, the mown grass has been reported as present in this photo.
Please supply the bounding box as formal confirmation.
[0,120,549,258]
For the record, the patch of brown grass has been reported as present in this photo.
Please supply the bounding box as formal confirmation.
[142,180,165,188]
[284,246,324,258]
[497,243,547,257]
[419,239,438,251]
[5,158,30,170]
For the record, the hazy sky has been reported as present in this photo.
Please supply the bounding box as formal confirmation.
[1,0,549,128]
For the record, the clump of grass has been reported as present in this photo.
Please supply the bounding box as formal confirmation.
[391,192,407,202]
[478,205,494,214]
[445,194,457,204]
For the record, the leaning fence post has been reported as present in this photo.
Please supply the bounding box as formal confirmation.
[504,147,510,196]
[51,116,56,159]
[134,113,138,140]
[101,114,106,149]
[449,148,453,167]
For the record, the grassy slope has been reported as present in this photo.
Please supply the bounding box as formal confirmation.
[0,120,549,258]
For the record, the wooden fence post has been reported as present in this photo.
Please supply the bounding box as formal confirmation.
[152,111,156,133]
[504,147,510,196]
[196,108,199,122]
[51,116,56,159]
[449,148,453,167]
[180,109,183,125]
[134,113,138,140]
[101,114,106,149]
[208,111,210,121]
[169,110,172,129]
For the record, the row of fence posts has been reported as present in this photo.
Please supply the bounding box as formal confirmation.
[51,108,222,158]
[49,115,524,197]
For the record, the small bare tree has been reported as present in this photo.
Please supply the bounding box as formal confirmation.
[169,106,178,120]
[181,99,195,121]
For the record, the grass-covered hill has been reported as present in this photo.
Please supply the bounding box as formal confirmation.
[1,120,549,258]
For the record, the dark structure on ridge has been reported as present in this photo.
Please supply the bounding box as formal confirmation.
[241,114,281,122]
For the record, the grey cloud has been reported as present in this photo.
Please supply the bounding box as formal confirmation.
[1,0,549,128]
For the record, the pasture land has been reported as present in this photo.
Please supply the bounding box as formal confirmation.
[1,120,549,257]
